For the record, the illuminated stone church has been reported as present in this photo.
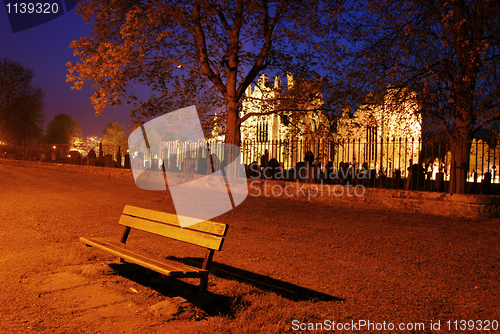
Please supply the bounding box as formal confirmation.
[238,73,421,171]
[239,73,327,143]
[336,88,422,172]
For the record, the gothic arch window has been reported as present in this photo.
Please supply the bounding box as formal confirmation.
[257,121,268,143]
[310,114,320,132]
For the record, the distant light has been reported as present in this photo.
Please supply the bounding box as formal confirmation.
[177,65,182,68]
[53,146,56,149]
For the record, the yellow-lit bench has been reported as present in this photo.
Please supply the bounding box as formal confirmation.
[80,205,228,293]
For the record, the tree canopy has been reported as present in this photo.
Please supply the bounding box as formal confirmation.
[336,0,500,193]
[45,114,82,145]
[102,122,128,155]
[67,0,343,144]
[0,58,45,145]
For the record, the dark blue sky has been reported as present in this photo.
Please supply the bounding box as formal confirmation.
[1,4,136,138]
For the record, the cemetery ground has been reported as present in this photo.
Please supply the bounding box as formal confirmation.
[0,164,499,333]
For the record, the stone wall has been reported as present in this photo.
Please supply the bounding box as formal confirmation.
[0,159,134,180]
[246,179,500,218]
[2,158,498,218]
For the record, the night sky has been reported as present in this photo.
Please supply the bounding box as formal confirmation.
[1,4,137,138]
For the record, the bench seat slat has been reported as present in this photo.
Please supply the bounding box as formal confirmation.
[79,237,208,278]
[122,205,228,236]
[118,215,224,251]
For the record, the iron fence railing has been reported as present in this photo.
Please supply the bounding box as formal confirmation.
[2,137,499,194]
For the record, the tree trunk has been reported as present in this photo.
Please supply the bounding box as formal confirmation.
[224,100,240,146]
[449,127,472,194]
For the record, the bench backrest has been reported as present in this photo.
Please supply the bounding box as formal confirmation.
[119,205,228,251]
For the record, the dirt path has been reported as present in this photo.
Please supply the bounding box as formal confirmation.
[0,164,499,333]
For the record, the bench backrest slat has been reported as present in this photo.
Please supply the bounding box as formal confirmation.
[119,206,226,251]
[122,205,228,236]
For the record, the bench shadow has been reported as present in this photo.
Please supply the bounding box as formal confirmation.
[108,262,234,316]
[108,257,344,317]
[169,256,344,302]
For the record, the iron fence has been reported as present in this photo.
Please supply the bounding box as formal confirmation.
[2,137,499,194]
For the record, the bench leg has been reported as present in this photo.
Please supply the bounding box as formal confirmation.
[199,274,209,294]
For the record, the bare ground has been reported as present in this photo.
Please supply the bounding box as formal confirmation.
[0,164,499,333]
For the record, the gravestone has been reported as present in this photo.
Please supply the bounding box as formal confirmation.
[406,164,424,190]
[69,150,81,165]
[267,158,281,180]
[260,150,269,169]
[325,161,334,184]
[169,154,178,172]
[305,151,314,166]
[393,169,402,188]
[247,161,259,179]
[482,172,492,195]
[210,154,221,175]
[104,154,115,168]
[338,162,347,185]
[297,161,313,182]
[116,147,122,168]
[434,172,444,192]
[131,155,143,171]
[151,158,159,171]
[182,158,196,173]
[197,156,209,174]
[98,142,104,166]
[87,149,96,166]
[124,154,130,169]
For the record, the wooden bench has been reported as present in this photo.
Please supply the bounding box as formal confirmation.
[79,205,228,293]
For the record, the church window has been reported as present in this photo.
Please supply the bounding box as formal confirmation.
[366,125,377,160]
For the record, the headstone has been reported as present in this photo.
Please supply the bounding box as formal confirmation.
[434,172,444,192]
[197,156,208,174]
[151,158,159,171]
[338,162,347,185]
[325,161,334,184]
[182,158,196,173]
[267,158,280,180]
[260,149,269,169]
[482,172,492,195]
[116,147,122,167]
[210,154,221,175]
[69,150,81,165]
[124,154,130,169]
[131,155,143,171]
[305,151,314,166]
[104,154,115,168]
[169,154,178,172]
[98,142,104,166]
[248,161,259,179]
[394,169,402,188]
[369,169,377,187]
[87,149,96,166]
